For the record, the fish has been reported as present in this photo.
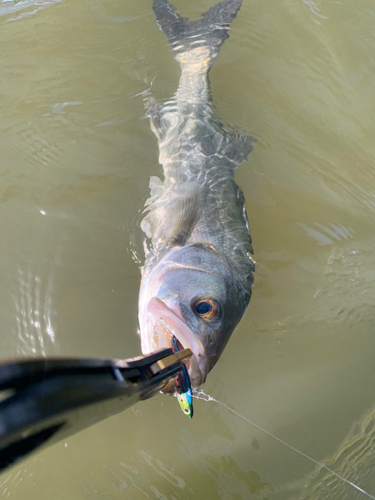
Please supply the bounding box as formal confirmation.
[138,0,255,405]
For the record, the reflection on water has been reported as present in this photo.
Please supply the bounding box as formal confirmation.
[302,0,328,22]
[12,266,57,357]
[0,0,61,22]
[297,222,355,246]
[140,450,186,489]
[1,0,375,498]
[0,466,33,498]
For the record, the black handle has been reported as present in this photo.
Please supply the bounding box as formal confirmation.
[0,348,191,473]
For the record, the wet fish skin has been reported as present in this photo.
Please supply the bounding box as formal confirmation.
[138,0,255,390]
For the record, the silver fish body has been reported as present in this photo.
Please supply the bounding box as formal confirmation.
[138,0,255,392]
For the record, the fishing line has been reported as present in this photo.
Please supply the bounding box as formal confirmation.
[193,390,375,500]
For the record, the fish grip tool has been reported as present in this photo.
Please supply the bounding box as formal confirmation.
[0,347,192,473]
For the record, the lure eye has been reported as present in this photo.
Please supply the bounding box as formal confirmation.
[193,297,220,322]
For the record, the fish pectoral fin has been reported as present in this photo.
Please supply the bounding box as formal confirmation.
[228,131,256,168]
[166,183,201,247]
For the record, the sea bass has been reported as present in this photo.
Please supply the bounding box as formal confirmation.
[138,0,255,397]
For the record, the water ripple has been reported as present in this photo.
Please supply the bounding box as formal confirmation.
[297,222,355,246]
[12,265,58,357]
[301,410,375,500]
[0,0,61,23]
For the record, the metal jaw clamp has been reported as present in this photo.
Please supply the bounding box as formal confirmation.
[0,347,192,473]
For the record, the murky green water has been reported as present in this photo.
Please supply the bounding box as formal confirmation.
[1,0,375,498]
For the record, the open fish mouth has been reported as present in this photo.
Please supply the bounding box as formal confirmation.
[147,297,207,390]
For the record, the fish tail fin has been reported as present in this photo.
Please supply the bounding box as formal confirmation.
[153,0,242,71]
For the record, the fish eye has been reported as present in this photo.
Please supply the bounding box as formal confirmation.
[192,297,220,322]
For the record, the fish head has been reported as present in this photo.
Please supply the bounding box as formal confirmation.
[139,243,251,391]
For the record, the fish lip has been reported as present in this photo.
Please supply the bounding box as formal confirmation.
[147,297,206,387]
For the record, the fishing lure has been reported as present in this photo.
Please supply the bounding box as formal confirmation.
[172,337,193,418]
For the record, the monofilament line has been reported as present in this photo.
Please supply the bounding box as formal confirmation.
[193,390,375,500]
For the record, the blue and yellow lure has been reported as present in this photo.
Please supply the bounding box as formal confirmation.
[172,337,193,418]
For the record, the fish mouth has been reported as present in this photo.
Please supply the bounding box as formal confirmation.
[147,297,207,390]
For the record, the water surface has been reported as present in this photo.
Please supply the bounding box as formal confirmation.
[1,0,375,498]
